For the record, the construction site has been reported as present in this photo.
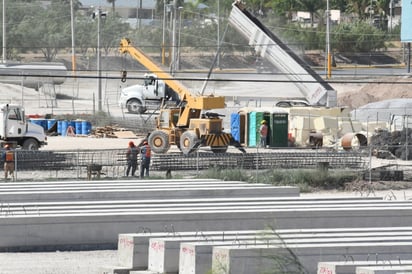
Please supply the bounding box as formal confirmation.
[1,1,412,274]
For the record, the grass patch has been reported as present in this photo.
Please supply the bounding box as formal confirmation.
[197,168,360,192]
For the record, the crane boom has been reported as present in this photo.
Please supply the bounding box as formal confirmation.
[119,38,225,127]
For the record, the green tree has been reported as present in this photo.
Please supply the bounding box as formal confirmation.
[296,0,325,27]
[332,21,386,53]
[346,0,371,20]
[269,0,299,21]
[12,1,71,61]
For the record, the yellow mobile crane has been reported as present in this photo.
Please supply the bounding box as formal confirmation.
[119,38,244,154]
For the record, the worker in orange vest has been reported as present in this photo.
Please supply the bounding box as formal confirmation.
[126,141,138,177]
[259,120,268,148]
[2,144,15,180]
[139,140,151,179]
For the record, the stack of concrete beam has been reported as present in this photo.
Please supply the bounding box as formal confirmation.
[318,260,412,274]
[2,179,412,274]
[0,179,302,251]
[98,227,412,274]
[2,195,396,251]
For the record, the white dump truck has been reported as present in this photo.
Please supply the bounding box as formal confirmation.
[0,104,47,150]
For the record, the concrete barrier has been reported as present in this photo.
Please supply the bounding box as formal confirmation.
[318,261,412,274]
[211,242,412,274]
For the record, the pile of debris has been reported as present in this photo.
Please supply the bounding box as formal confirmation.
[370,128,412,160]
[91,125,137,139]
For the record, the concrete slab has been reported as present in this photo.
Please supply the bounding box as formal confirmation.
[211,242,412,274]
[318,261,412,274]
[356,265,412,274]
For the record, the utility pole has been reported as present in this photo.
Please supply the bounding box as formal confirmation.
[171,0,177,75]
[162,1,167,65]
[2,0,6,63]
[97,8,102,112]
[70,0,76,75]
[326,0,331,79]
[217,0,220,69]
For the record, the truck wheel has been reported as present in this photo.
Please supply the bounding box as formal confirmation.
[148,130,170,154]
[126,99,146,114]
[211,146,228,154]
[22,139,39,150]
[180,131,199,155]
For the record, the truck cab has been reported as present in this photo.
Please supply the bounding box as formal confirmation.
[118,74,167,114]
[0,104,47,150]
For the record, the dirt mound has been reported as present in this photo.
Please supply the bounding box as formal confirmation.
[337,76,412,108]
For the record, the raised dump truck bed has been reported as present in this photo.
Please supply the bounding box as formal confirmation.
[228,1,337,107]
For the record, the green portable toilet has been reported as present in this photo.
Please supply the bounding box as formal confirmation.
[269,111,288,147]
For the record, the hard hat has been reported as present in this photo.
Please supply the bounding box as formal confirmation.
[143,140,148,145]
[4,144,9,148]
[261,120,267,124]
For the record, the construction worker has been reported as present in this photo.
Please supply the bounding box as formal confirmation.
[2,144,14,180]
[140,140,151,179]
[259,120,268,148]
[126,141,138,177]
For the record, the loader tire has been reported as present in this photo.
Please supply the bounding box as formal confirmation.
[148,130,170,154]
[180,131,199,155]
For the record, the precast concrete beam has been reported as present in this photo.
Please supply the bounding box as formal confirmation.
[318,261,412,274]
[211,243,412,274]
[1,196,391,216]
[118,227,412,271]
[2,204,412,251]
[117,230,263,270]
[152,235,412,273]
[180,235,412,274]
[356,265,412,274]
[0,185,300,202]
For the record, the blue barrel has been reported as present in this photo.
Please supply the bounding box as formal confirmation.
[61,120,68,136]
[30,118,47,130]
[47,119,56,130]
[75,120,83,135]
[81,121,92,135]
[57,120,62,135]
